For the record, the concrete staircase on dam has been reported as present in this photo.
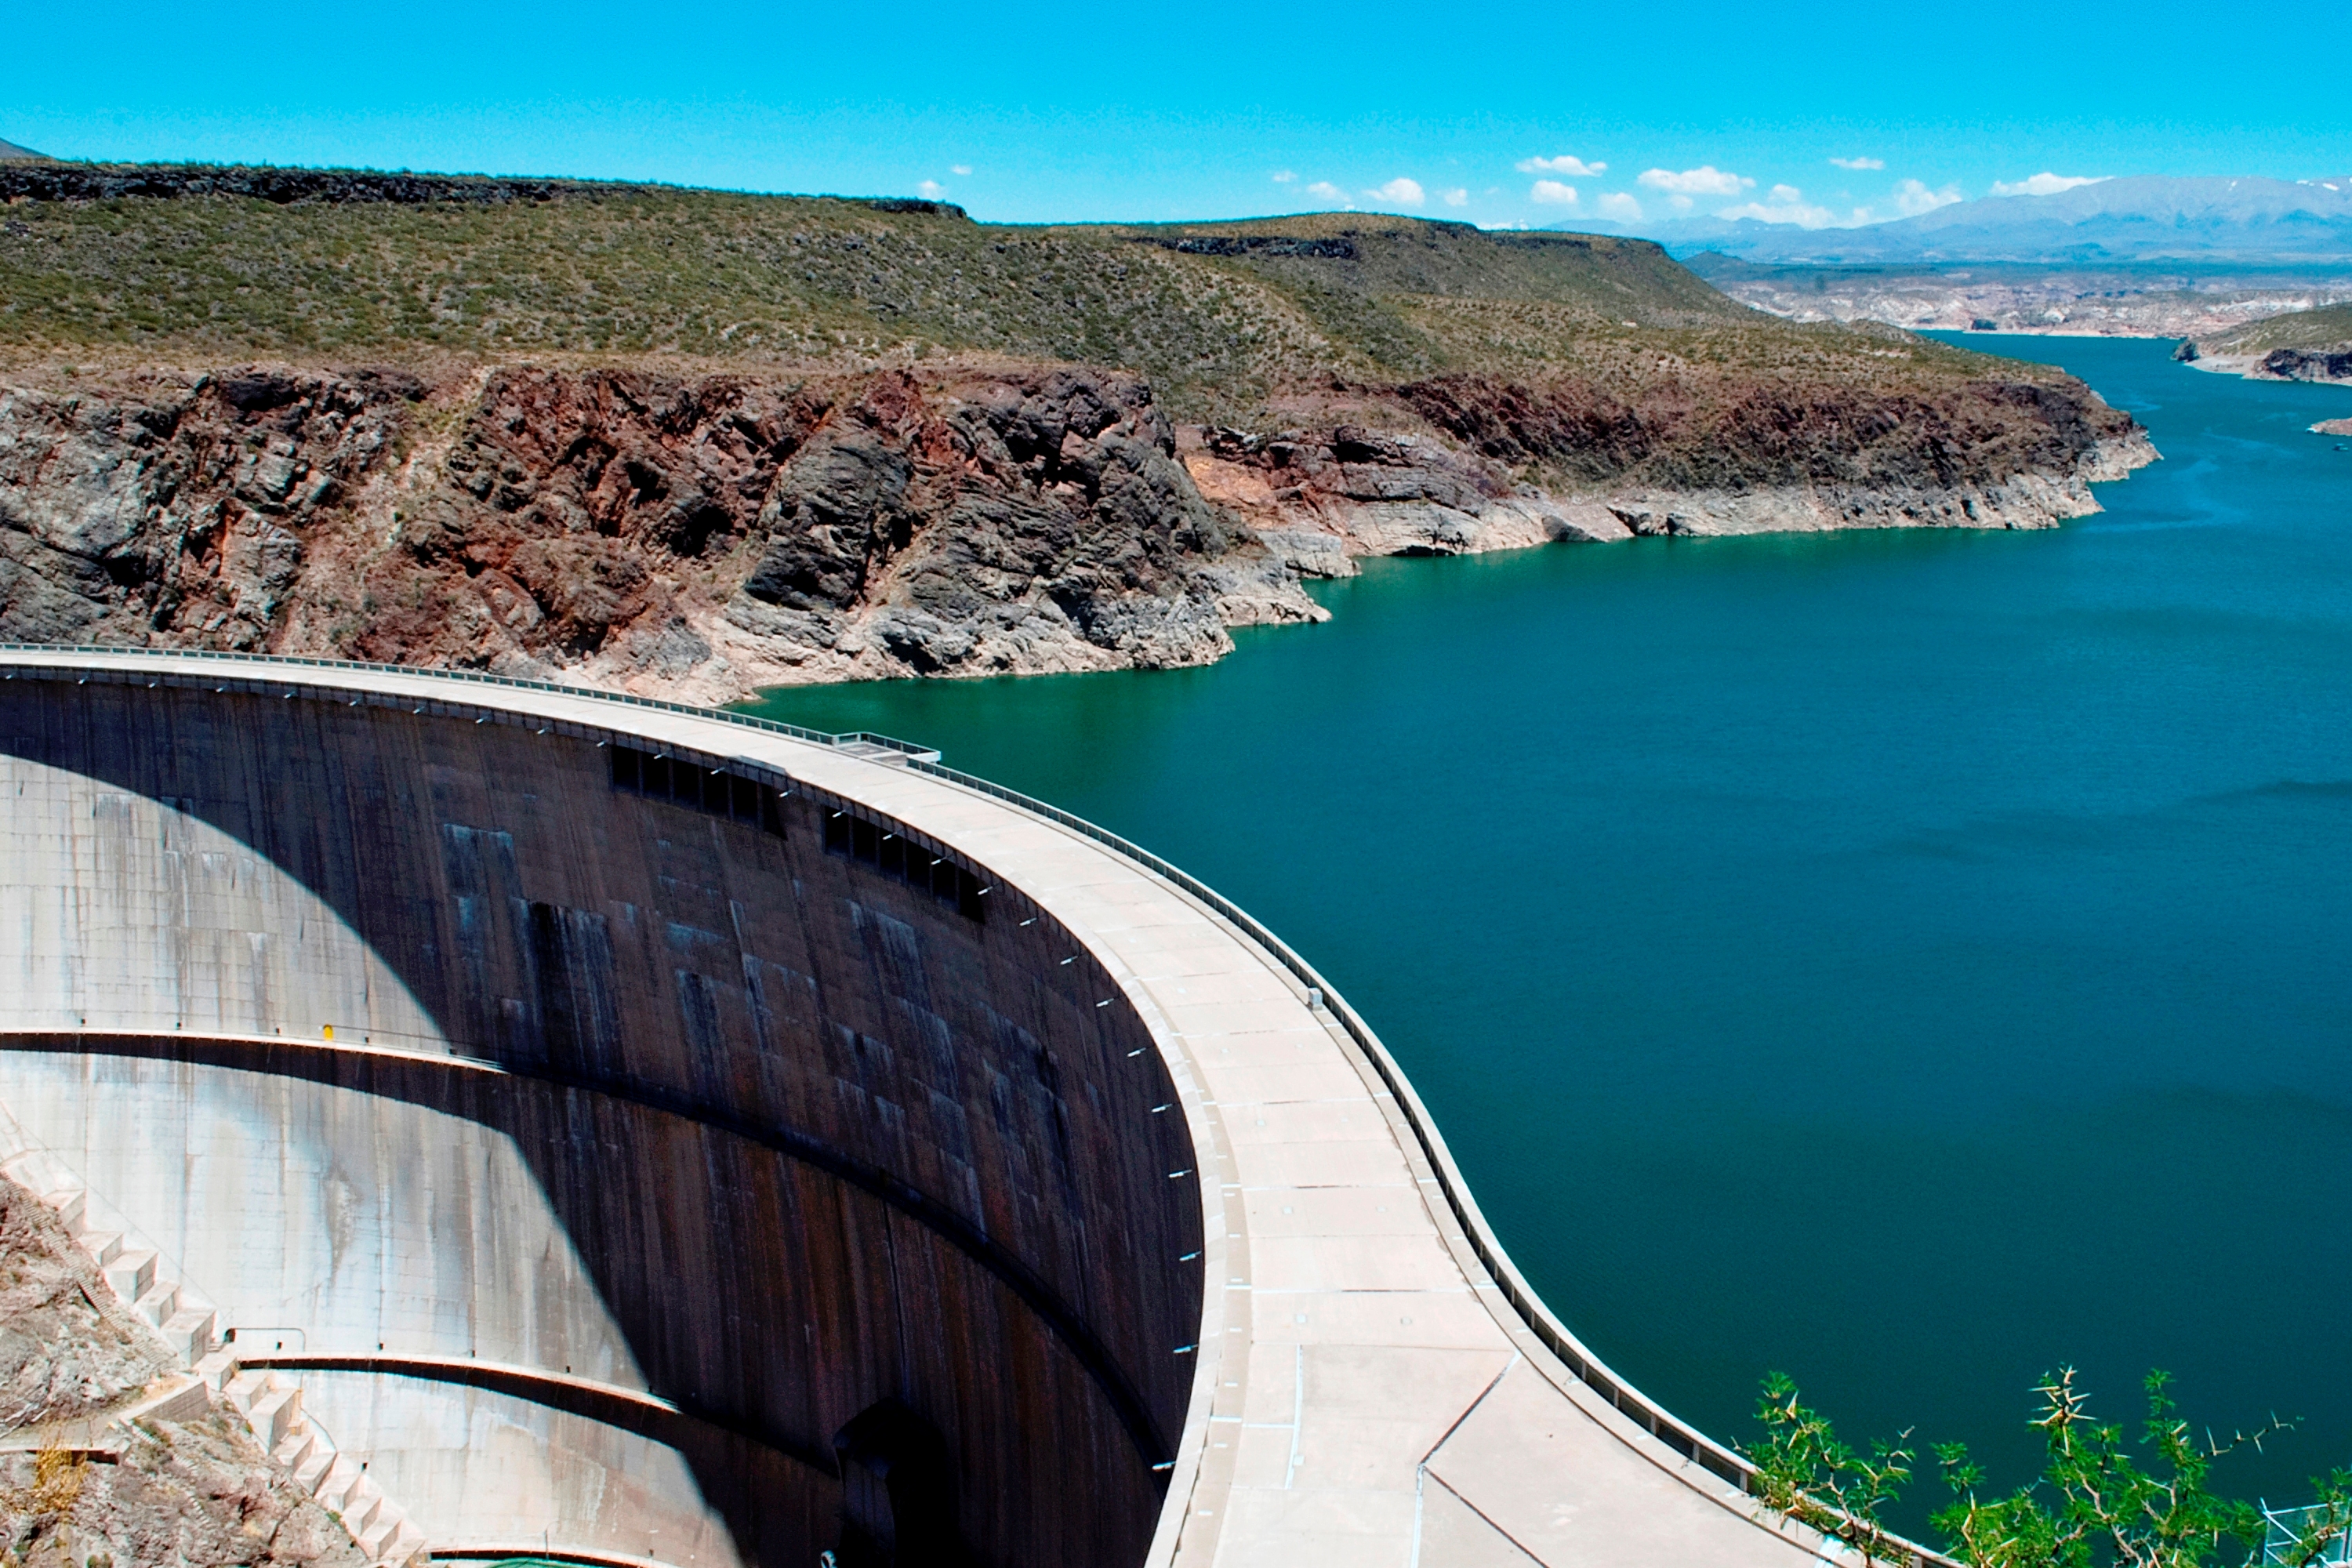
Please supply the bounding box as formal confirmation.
[0,1137,427,1568]
[0,1145,225,1364]
[217,1367,430,1568]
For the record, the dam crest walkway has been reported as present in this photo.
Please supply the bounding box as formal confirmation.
[0,647,1864,1568]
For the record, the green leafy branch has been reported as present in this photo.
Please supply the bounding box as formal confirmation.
[1747,1369,2352,1568]
[1746,1370,1917,1565]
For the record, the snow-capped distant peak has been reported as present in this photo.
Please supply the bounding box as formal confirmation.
[1558,173,2352,264]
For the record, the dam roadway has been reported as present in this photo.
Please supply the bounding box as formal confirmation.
[0,647,1863,1568]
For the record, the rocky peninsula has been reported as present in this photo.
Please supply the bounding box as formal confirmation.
[2174,302,2352,383]
[0,164,2157,698]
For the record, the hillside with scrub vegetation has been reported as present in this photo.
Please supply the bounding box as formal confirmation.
[0,160,2154,697]
[2177,300,2352,382]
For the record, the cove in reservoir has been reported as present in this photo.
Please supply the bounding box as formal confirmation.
[742,336,2352,1521]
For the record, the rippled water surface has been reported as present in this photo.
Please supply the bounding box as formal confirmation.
[742,337,2352,1515]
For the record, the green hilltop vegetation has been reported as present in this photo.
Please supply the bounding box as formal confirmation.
[0,162,2043,421]
[2198,299,2352,354]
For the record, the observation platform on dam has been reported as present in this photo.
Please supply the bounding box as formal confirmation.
[0,646,1864,1568]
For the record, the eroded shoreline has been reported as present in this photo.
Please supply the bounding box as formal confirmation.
[0,354,2157,704]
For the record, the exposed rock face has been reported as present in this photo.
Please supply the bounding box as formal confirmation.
[1396,372,2139,490]
[3,1416,369,1568]
[2181,347,2352,383]
[2175,302,2352,382]
[706,366,1316,688]
[2258,347,2352,381]
[0,1176,365,1568]
[0,351,2154,695]
[1185,425,1592,573]
[0,1179,170,1429]
[0,371,416,649]
[0,364,1322,701]
[1183,373,2156,571]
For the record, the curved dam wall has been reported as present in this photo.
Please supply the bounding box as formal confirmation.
[0,648,1911,1568]
[0,662,1201,1567]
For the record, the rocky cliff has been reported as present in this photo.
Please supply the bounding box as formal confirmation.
[2250,347,2352,381]
[1186,365,2154,572]
[2178,343,2352,383]
[0,169,2169,696]
[0,362,1319,701]
[2,1417,368,1568]
[2176,302,2352,382]
[0,347,2156,698]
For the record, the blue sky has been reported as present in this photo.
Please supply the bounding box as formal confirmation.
[6,0,2349,230]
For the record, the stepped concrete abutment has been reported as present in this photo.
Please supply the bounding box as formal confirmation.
[0,648,1882,1567]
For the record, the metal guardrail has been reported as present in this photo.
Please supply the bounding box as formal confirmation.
[0,644,1947,1564]
[911,758,1769,1479]
[917,758,1955,1564]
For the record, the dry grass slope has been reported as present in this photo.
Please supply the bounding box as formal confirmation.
[2199,300,2352,354]
[0,164,2066,423]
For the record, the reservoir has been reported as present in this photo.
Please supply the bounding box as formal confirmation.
[742,336,2352,1517]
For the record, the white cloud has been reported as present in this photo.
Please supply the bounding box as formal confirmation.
[1442,187,1469,207]
[1829,156,1886,171]
[1718,185,1836,227]
[1597,191,1642,221]
[1518,154,1606,178]
[1305,180,1350,205]
[950,165,971,176]
[917,179,946,199]
[1892,177,1963,216]
[1368,177,1425,205]
[1639,165,1754,196]
[1272,169,1296,183]
[1989,172,2107,198]
[1529,180,1579,206]
[1668,194,1693,212]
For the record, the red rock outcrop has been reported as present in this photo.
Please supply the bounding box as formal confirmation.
[0,363,1319,700]
[0,349,2155,695]
[1181,371,2155,572]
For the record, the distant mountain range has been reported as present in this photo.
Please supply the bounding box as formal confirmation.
[0,139,46,162]
[1557,176,2352,265]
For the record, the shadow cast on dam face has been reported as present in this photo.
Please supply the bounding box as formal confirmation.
[0,673,1205,1568]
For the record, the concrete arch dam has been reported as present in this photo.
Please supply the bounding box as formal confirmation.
[0,648,1860,1568]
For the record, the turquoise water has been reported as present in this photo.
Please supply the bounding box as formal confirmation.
[743,338,2352,1515]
